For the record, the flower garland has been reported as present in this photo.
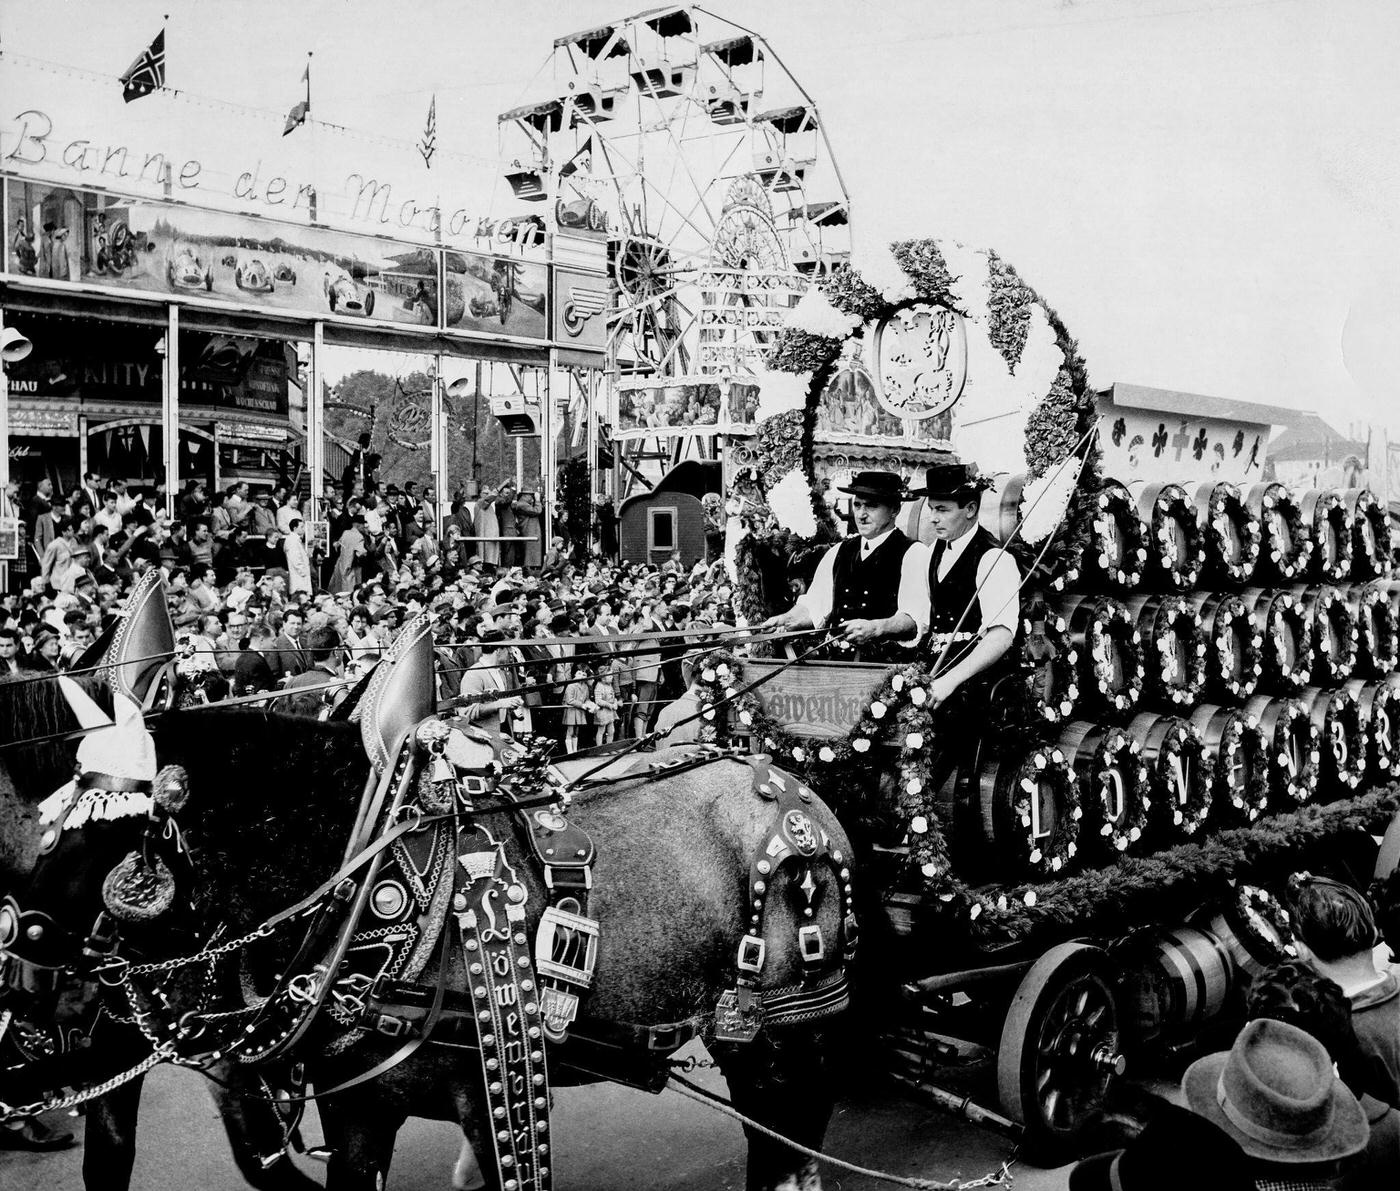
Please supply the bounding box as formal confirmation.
[1141,483,1204,592]
[1249,483,1313,582]
[1136,594,1207,711]
[1231,883,1299,964]
[989,746,1082,879]
[1350,487,1393,580]
[1087,481,1147,592]
[1254,696,1322,805]
[1256,590,1313,693]
[1200,481,1262,586]
[1065,595,1144,717]
[1059,722,1151,858]
[1308,585,1359,687]
[1353,582,1399,676]
[1195,592,1263,703]
[1135,714,1214,839]
[1305,489,1354,584]
[1311,686,1367,795]
[1196,707,1270,825]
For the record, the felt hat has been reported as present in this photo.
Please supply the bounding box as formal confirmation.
[911,462,984,500]
[836,470,905,504]
[1069,1104,1253,1191]
[1182,1018,1369,1165]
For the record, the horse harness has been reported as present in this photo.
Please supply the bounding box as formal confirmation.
[2,723,856,1191]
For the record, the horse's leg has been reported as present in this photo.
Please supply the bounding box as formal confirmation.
[717,1027,835,1191]
[204,1070,322,1191]
[318,1092,404,1191]
[82,1076,144,1191]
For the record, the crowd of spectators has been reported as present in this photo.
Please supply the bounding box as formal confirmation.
[1,468,735,744]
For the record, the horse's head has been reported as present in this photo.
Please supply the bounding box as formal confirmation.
[0,681,193,1018]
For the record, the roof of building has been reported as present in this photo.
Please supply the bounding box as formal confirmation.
[1267,411,1367,462]
[1101,382,1302,428]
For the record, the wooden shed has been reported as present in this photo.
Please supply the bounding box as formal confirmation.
[618,460,721,566]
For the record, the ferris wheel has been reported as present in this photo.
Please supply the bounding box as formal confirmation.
[498,7,851,488]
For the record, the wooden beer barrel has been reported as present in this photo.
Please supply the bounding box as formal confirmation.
[1245,694,1321,806]
[1185,591,1262,703]
[1085,480,1146,592]
[1241,587,1312,694]
[1058,720,1150,859]
[1296,584,1358,687]
[1130,712,1213,842]
[1303,685,1367,798]
[1135,482,1204,593]
[1344,488,1392,580]
[1194,480,1260,586]
[1058,594,1144,718]
[984,473,1028,545]
[1023,596,1080,726]
[976,746,1082,880]
[1299,489,1354,584]
[1206,884,1297,981]
[1344,678,1400,782]
[1123,593,1206,711]
[1245,482,1313,582]
[1125,927,1234,1043]
[1190,703,1269,825]
[1349,582,1399,676]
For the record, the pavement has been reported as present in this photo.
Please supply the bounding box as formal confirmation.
[2,1039,1058,1191]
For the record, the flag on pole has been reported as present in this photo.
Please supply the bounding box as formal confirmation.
[418,94,437,168]
[558,136,593,179]
[119,27,166,102]
[284,57,311,136]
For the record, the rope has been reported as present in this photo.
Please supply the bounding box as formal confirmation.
[666,1073,1014,1190]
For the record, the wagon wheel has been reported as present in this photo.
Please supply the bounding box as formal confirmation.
[997,942,1125,1163]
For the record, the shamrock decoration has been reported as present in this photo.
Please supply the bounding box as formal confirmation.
[1112,417,1127,446]
[1152,423,1168,457]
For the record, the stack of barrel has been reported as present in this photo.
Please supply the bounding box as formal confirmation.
[973,476,1399,883]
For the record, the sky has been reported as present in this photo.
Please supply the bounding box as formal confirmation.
[4,0,1399,428]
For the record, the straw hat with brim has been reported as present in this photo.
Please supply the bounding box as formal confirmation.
[835,470,905,504]
[1069,1104,1254,1191]
[1182,1018,1369,1165]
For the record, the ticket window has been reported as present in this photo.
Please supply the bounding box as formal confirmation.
[648,507,676,562]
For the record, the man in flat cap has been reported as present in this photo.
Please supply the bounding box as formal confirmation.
[765,470,929,663]
[912,461,1020,708]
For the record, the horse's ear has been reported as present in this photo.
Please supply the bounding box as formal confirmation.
[58,676,113,731]
[102,851,177,922]
[113,692,144,731]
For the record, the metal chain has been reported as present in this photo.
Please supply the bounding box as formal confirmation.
[126,921,276,977]
[0,1046,170,1123]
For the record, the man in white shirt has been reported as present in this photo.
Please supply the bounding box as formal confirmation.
[765,471,929,663]
[911,462,1021,708]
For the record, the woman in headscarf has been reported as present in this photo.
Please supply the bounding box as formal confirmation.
[476,484,500,567]
[329,513,367,594]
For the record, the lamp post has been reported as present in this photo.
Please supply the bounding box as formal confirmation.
[1,314,36,593]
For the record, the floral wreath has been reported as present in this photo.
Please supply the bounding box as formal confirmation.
[1199,708,1270,825]
[1023,603,1080,726]
[1088,481,1147,592]
[1309,585,1359,686]
[1066,595,1144,717]
[1141,483,1204,592]
[1201,481,1262,585]
[1197,592,1263,703]
[1304,489,1354,584]
[1257,590,1313,693]
[1366,682,1400,776]
[1313,687,1367,794]
[1249,482,1313,582]
[1354,583,1399,676]
[990,747,1081,879]
[1137,594,1207,711]
[1259,696,1322,805]
[1138,715,1213,839]
[1061,722,1151,858]
[1230,883,1299,964]
[1349,487,1393,580]
[734,238,1100,615]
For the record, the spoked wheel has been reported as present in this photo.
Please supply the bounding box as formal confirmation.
[997,942,1125,1163]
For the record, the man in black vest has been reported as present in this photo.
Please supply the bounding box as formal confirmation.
[913,462,1021,708]
[764,470,929,662]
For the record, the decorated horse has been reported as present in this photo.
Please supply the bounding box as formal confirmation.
[1,585,857,1191]
[0,574,320,1191]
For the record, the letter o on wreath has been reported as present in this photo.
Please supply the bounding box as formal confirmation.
[1244,588,1312,694]
[1024,605,1080,726]
[1351,582,1399,676]
[1304,585,1358,687]
[1124,592,1206,711]
[1060,594,1144,718]
[1194,480,1261,586]
[1300,489,1353,584]
[1246,482,1313,583]
[1188,591,1262,703]
[1346,487,1392,580]
[1087,480,1146,592]
[1135,482,1204,592]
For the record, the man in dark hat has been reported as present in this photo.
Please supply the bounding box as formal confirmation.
[912,461,1020,708]
[764,470,928,663]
